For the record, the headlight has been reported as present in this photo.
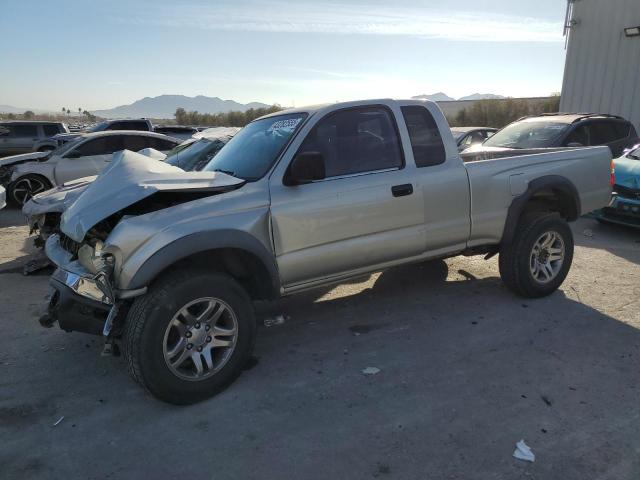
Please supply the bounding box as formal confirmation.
[78,241,115,276]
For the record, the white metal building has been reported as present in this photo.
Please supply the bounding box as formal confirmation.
[560,0,640,130]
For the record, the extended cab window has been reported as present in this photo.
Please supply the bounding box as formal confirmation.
[297,106,403,178]
[400,106,445,167]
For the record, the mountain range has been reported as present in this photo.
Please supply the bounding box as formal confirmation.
[412,92,506,102]
[91,95,271,119]
[0,92,509,119]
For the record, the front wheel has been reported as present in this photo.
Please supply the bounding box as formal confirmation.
[8,174,52,206]
[499,212,574,298]
[123,270,256,404]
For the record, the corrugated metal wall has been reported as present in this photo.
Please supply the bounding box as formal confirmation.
[560,0,640,130]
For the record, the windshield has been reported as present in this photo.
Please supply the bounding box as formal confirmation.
[85,121,110,133]
[627,146,640,160]
[203,113,307,180]
[165,137,229,171]
[483,121,569,149]
[450,130,466,141]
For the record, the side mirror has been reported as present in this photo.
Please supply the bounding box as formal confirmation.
[566,142,583,148]
[287,151,325,185]
[65,150,82,159]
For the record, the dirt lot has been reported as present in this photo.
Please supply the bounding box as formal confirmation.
[1,207,639,479]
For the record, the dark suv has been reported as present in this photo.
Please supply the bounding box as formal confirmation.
[470,113,638,157]
[35,118,154,151]
[0,121,69,156]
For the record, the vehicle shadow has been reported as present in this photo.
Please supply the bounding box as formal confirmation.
[2,257,640,478]
[573,217,640,265]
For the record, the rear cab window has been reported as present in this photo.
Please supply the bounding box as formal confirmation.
[400,106,446,167]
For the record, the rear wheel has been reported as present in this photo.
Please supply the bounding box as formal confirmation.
[499,212,574,298]
[123,270,256,404]
[8,174,52,206]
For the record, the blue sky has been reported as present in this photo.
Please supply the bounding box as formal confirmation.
[0,0,568,110]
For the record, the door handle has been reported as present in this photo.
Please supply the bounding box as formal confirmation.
[391,184,413,197]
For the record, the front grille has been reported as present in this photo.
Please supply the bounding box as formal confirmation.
[59,233,81,258]
[614,184,640,200]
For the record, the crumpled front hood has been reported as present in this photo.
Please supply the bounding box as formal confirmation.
[23,176,96,216]
[0,151,50,167]
[613,156,640,190]
[137,147,166,160]
[61,149,245,242]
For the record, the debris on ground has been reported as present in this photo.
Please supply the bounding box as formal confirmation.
[22,251,52,275]
[582,229,594,237]
[362,367,381,375]
[541,395,553,407]
[53,416,65,427]
[513,439,535,462]
[264,314,287,327]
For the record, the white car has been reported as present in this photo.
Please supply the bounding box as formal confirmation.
[1,131,180,205]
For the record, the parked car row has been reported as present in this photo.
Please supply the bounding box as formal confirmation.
[26,98,613,405]
[22,128,239,250]
[0,131,181,205]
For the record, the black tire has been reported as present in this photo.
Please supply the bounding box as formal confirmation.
[7,174,52,206]
[499,212,574,298]
[123,270,256,404]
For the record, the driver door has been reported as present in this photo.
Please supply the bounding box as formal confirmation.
[54,136,124,184]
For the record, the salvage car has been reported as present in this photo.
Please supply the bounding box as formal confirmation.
[451,126,497,152]
[35,118,155,152]
[467,113,638,157]
[23,130,238,250]
[589,144,640,227]
[1,131,179,205]
[41,99,612,404]
[0,121,69,156]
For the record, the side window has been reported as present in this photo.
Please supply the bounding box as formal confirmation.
[130,121,150,131]
[400,106,446,167]
[75,136,124,156]
[150,138,179,150]
[0,124,9,136]
[122,135,148,151]
[296,106,403,178]
[589,122,617,145]
[612,122,630,140]
[564,125,589,146]
[10,125,38,138]
[43,125,60,137]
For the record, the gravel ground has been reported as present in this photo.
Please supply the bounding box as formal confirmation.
[0,207,639,479]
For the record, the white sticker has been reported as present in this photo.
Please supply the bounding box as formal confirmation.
[268,118,301,132]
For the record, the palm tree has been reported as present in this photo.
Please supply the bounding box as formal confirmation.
[66,108,71,116]
[78,107,82,116]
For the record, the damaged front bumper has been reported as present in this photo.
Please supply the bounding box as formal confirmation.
[588,193,640,228]
[42,234,145,336]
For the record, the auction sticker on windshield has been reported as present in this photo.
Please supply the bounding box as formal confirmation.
[268,118,302,132]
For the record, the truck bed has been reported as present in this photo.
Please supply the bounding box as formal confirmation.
[462,146,612,247]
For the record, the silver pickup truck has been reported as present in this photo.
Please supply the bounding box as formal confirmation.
[42,99,612,404]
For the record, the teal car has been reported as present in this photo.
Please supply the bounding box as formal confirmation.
[590,145,640,227]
